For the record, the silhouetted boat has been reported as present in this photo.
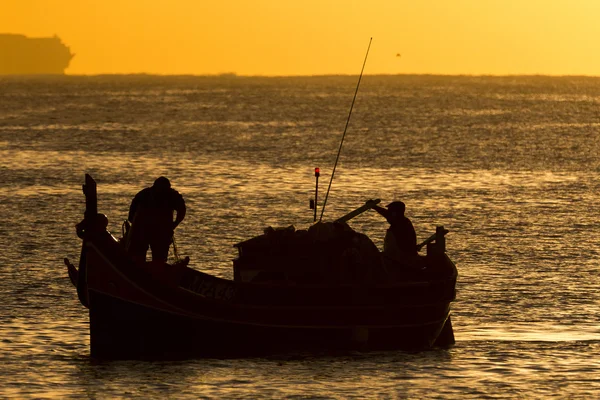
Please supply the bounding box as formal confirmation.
[65,174,457,359]
[0,34,74,75]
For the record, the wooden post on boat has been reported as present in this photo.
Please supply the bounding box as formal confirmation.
[75,173,97,308]
[436,225,446,253]
[418,226,449,255]
[313,167,320,222]
[83,174,97,221]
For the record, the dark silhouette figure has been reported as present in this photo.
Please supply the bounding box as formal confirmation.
[128,177,186,262]
[373,201,418,262]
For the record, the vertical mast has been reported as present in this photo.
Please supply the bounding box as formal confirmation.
[319,37,372,222]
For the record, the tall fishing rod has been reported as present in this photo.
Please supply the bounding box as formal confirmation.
[319,37,372,222]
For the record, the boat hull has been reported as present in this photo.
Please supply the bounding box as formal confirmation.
[89,290,452,359]
[79,231,455,359]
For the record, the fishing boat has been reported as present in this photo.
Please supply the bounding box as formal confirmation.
[65,174,457,359]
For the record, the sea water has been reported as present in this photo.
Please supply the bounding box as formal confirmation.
[0,75,599,398]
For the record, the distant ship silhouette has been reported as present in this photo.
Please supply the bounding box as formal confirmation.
[0,33,74,75]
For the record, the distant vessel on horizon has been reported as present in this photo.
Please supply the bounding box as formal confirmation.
[0,33,74,75]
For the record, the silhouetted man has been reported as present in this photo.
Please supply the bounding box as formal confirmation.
[128,177,186,262]
[373,201,418,263]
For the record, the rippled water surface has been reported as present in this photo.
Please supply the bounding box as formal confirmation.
[1,75,600,398]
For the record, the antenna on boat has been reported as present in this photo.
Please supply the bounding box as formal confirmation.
[319,37,372,222]
[311,167,320,222]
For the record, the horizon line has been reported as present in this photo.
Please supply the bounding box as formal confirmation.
[3,72,600,79]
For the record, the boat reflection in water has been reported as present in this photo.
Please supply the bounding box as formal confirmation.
[65,174,457,360]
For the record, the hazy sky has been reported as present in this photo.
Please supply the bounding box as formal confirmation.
[3,0,600,76]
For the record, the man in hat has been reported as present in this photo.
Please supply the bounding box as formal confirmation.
[127,177,186,262]
[372,201,418,263]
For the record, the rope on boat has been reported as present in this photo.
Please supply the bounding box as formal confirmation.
[171,234,181,262]
[121,220,132,249]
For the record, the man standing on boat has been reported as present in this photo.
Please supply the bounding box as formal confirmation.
[372,201,418,263]
[127,177,186,262]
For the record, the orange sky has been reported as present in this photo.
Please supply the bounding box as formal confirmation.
[2,0,599,76]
